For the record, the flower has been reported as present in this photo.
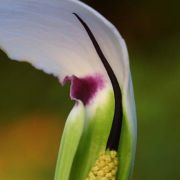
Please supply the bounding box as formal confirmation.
[0,0,137,179]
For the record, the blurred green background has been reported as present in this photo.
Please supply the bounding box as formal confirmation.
[0,0,179,180]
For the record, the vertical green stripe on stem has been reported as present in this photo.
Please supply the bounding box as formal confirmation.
[54,101,85,180]
[117,113,133,180]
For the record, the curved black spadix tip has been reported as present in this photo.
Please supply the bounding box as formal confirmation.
[73,13,123,151]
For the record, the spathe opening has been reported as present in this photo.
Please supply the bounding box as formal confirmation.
[63,74,105,106]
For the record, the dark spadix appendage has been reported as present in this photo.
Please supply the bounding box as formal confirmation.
[73,13,123,151]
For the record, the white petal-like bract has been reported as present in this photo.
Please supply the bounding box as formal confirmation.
[0,0,129,86]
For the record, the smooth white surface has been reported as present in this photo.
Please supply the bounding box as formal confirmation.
[0,0,136,145]
[0,0,129,86]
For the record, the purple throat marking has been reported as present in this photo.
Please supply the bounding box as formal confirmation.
[64,75,104,105]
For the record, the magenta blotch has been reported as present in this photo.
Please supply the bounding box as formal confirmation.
[64,74,105,105]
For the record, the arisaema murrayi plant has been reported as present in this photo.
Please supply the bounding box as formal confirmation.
[0,0,137,179]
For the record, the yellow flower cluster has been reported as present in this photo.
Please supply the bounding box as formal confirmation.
[86,150,118,180]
